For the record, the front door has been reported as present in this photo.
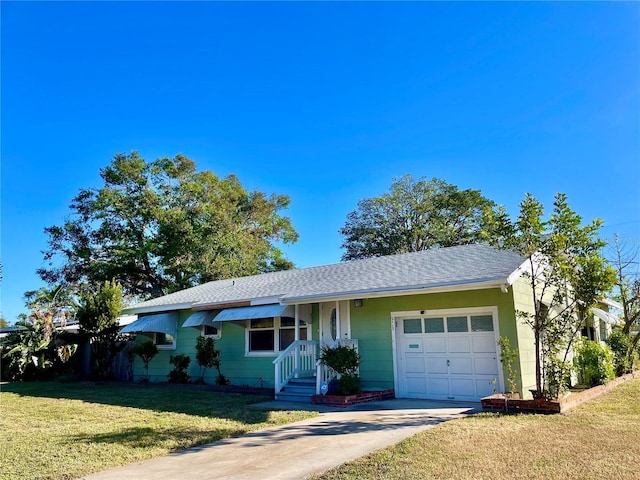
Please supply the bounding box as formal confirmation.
[320,301,350,347]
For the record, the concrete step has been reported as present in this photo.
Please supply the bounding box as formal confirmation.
[287,378,316,386]
[275,377,317,402]
[282,385,315,395]
[275,391,314,403]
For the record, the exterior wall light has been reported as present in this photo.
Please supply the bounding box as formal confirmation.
[354,299,363,308]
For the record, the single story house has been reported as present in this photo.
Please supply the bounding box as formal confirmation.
[122,243,618,402]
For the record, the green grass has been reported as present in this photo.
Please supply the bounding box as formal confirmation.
[0,382,316,480]
[314,377,640,480]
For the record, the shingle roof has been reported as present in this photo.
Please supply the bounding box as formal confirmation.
[126,244,525,313]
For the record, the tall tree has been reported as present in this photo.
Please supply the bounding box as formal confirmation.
[485,193,616,398]
[77,280,124,379]
[339,175,496,260]
[39,152,298,299]
[607,234,640,358]
[2,285,77,380]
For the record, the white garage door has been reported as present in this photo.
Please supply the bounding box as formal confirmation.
[395,309,500,401]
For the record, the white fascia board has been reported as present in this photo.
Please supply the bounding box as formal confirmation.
[282,278,508,304]
[124,302,194,315]
[600,298,624,310]
[506,253,547,286]
[249,296,286,306]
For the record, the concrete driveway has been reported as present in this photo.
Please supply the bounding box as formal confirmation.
[80,398,479,480]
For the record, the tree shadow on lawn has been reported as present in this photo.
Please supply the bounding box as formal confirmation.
[69,425,249,452]
[1,381,274,424]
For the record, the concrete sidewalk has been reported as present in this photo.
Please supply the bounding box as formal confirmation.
[80,399,479,480]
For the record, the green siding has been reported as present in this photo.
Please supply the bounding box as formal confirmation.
[511,277,537,395]
[350,288,520,392]
[131,287,537,397]
[132,310,318,388]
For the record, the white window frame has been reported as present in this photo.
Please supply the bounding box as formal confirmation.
[138,331,176,351]
[201,323,222,339]
[245,316,308,357]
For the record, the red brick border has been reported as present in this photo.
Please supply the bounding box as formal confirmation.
[311,389,395,406]
[481,372,637,414]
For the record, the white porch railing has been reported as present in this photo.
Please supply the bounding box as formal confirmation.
[273,340,318,393]
[315,339,359,395]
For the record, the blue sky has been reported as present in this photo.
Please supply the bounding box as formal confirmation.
[1,1,639,323]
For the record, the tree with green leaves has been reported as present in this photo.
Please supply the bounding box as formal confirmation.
[339,175,496,260]
[485,193,616,398]
[2,285,78,381]
[39,152,298,300]
[130,340,158,381]
[607,233,640,365]
[195,336,228,385]
[76,280,124,379]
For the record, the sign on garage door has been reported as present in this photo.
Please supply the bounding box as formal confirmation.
[394,308,500,401]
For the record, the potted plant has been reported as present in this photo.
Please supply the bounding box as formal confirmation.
[319,344,362,395]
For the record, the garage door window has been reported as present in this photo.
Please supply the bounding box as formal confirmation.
[403,318,422,334]
[447,316,468,332]
[424,317,445,333]
[471,315,494,332]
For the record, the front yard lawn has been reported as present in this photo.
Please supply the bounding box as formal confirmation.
[315,377,640,480]
[0,382,316,480]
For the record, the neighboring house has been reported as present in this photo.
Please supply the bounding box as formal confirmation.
[122,243,618,402]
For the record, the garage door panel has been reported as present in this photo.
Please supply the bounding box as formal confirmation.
[402,338,424,353]
[472,335,497,353]
[404,357,425,374]
[425,337,446,353]
[476,378,496,397]
[448,357,473,375]
[406,377,427,394]
[474,357,499,375]
[427,377,449,395]
[450,378,475,396]
[426,357,448,374]
[448,336,471,353]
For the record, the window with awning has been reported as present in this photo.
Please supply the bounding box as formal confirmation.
[214,304,295,322]
[121,312,178,349]
[182,310,221,338]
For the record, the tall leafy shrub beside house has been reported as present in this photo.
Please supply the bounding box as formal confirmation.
[195,336,228,385]
[497,336,519,396]
[574,339,615,387]
[606,330,633,376]
[130,340,158,381]
[484,193,616,399]
[168,354,191,383]
[77,280,126,379]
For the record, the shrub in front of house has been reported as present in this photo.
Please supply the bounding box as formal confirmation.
[605,330,633,376]
[168,354,191,383]
[319,344,362,395]
[574,339,615,387]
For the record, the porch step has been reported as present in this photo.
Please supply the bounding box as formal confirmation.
[275,377,316,403]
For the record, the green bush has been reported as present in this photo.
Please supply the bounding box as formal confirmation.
[168,354,191,384]
[606,330,632,376]
[320,344,362,395]
[130,340,158,381]
[545,356,572,399]
[574,339,615,387]
[195,336,229,385]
